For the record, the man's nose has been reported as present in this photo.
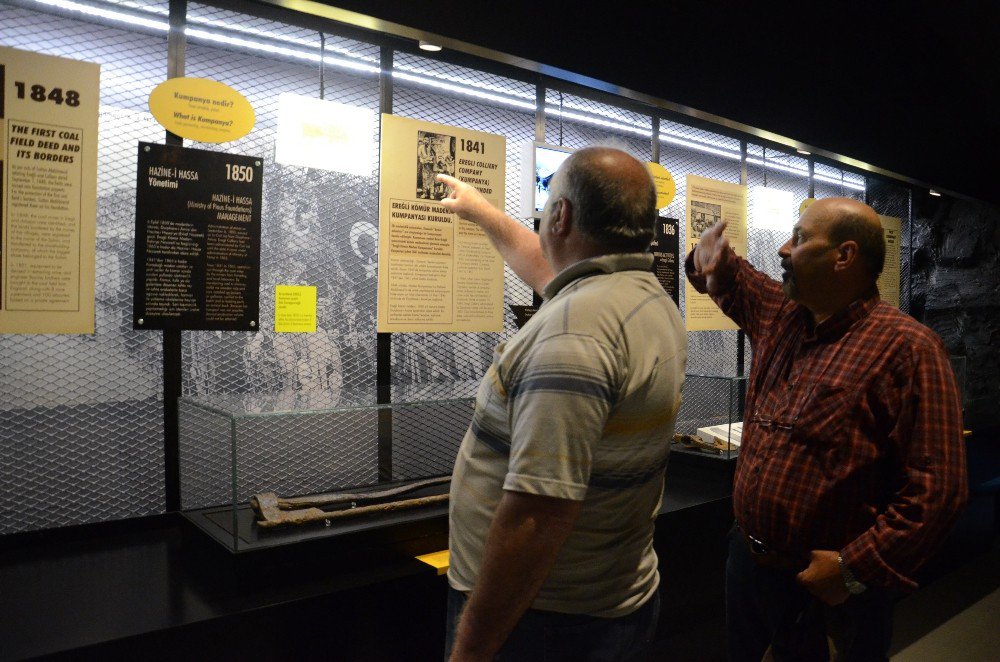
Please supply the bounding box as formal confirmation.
[778,239,791,258]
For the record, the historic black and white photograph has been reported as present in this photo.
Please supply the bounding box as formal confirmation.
[415,130,456,200]
[690,199,722,237]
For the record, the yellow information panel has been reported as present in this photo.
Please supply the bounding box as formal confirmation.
[1,46,99,334]
[377,114,505,333]
[684,175,748,331]
[274,285,317,333]
[647,162,676,209]
[877,215,901,308]
[148,77,255,143]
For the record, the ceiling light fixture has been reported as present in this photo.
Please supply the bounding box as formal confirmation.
[796,149,810,155]
[929,189,941,197]
[418,40,442,52]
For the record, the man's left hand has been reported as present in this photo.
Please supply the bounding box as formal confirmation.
[795,550,849,606]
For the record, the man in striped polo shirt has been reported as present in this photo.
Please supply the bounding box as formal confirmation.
[436,147,686,661]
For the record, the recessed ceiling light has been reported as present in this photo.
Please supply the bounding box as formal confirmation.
[796,149,810,155]
[929,189,941,197]
[419,41,442,52]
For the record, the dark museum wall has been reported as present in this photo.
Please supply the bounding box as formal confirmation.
[912,197,1000,430]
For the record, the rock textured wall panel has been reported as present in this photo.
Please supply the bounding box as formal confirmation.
[911,196,1000,429]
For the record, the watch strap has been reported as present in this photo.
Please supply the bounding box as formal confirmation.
[838,554,867,595]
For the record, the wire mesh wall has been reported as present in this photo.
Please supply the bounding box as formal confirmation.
[390,52,536,405]
[814,162,867,203]
[180,3,382,411]
[654,121,744,442]
[385,53,539,480]
[0,1,167,534]
[745,144,810,282]
[866,178,912,315]
[658,119,744,382]
[172,2,385,505]
[1,0,910,532]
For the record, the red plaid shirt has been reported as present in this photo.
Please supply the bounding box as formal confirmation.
[686,251,967,591]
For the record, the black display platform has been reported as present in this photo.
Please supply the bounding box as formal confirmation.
[0,452,735,660]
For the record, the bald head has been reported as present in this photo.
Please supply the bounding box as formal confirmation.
[807,198,886,280]
[554,147,657,251]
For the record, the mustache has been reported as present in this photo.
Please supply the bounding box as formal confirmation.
[780,259,792,272]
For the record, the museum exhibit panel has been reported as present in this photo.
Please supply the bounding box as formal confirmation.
[1,0,993,658]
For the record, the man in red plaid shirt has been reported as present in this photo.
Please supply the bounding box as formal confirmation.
[687,197,967,661]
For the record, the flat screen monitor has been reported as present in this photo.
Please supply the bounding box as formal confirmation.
[521,141,575,218]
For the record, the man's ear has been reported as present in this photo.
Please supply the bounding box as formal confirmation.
[833,240,860,272]
[551,198,573,236]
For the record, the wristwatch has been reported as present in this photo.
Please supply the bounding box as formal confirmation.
[838,554,867,595]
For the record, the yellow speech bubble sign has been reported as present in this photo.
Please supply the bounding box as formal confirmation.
[647,162,676,209]
[148,77,255,143]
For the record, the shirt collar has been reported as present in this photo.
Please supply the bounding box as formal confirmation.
[542,253,654,301]
[807,287,882,341]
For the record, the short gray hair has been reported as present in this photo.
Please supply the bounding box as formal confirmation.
[828,209,886,277]
[556,146,656,251]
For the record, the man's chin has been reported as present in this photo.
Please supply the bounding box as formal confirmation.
[781,280,796,299]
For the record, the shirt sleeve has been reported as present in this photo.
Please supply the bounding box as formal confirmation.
[840,337,968,591]
[683,248,789,344]
[501,333,620,501]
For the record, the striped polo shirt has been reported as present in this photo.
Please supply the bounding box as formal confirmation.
[448,253,686,617]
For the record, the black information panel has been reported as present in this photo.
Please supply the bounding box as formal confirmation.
[509,304,537,330]
[650,216,679,306]
[133,142,261,331]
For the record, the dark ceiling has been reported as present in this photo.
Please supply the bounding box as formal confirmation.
[321,1,999,205]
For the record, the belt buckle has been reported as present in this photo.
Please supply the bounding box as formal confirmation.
[747,532,769,556]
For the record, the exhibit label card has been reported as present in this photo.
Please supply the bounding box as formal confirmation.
[877,214,901,308]
[274,93,374,175]
[274,284,317,333]
[684,175,748,331]
[376,114,505,333]
[650,217,680,306]
[1,46,99,334]
[751,186,793,232]
[133,142,262,331]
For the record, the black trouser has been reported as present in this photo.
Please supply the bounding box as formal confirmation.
[445,586,660,661]
[726,526,894,662]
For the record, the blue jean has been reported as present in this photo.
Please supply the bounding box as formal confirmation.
[726,525,895,662]
[444,585,660,661]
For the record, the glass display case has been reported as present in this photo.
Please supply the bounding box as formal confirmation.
[672,374,747,460]
[178,394,471,553]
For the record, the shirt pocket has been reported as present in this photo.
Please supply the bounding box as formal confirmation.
[785,382,858,468]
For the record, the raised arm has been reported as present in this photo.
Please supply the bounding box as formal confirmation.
[437,174,554,295]
[686,221,789,342]
[691,221,737,295]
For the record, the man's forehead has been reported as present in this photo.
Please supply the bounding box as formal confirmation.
[797,204,832,233]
